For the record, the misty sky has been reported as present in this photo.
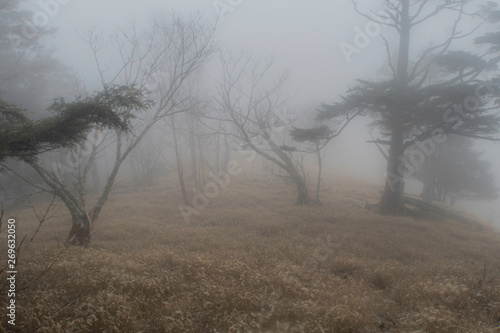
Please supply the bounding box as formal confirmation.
[25,0,500,225]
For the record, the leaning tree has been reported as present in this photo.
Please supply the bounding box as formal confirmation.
[5,13,216,246]
[213,52,310,204]
[0,97,128,162]
[3,86,150,245]
[290,104,359,203]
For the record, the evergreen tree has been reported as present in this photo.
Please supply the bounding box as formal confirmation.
[0,86,140,162]
[320,0,500,214]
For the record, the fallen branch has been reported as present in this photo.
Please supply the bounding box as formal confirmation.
[403,196,483,229]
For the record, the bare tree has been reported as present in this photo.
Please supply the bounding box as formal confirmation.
[291,103,359,204]
[6,85,150,246]
[8,13,216,246]
[291,125,330,204]
[213,53,309,204]
[129,129,165,187]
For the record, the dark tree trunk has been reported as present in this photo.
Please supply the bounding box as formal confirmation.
[315,143,322,203]
[25,160,92,246]
[379,0,410,214]
[380,126,405,214]
[67,211,91,246]
[263,132,309,205]
[293,172,309,205]
[422,154,438,203]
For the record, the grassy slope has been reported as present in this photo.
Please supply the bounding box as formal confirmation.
[1,172,500,332]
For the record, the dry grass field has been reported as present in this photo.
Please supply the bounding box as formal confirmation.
[1,171,500,332]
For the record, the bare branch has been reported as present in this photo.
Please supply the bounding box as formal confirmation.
[411,0,465,27]
[381,35,396,77]
[350,0,398,28]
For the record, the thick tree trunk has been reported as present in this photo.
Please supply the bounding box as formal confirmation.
[67,211,91,246]
[379,0,410,214]
[263,132,309,204]
[379,126,405,214]
[293,171,309,205]
[24,160,92,246]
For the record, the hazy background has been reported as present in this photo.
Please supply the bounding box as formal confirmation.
[26,0,500,226]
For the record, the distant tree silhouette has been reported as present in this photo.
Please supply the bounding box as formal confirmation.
[290,105,357,203]
[413,135,498,205]
[214,53,310,204]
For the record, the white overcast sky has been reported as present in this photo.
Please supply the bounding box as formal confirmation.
[45,0,382,98]
[26,0,500,225]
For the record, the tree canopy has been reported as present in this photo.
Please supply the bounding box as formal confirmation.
[0,85,148,162]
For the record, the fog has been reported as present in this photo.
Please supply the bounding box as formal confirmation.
[7,0,500,226]
[4,1,500,331]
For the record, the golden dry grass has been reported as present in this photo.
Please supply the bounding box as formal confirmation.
[1,172,500,332]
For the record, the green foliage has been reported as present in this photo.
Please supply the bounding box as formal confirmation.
[475,3,500,59]
[481,1,500,23]
[0,99,30,126]
[316,102,359,122]
[476,31,500,55]
[0,85,151,162]
[325,77,500,143]
[278,145,297,152]
[290,125,330,142]
[436,51,495,73]
[0,100,34,160]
